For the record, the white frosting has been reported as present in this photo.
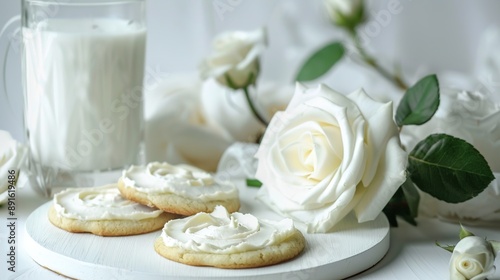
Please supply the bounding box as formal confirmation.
[24,18,146,171]
[161,205,297,254]
[54,184,163,220]
[121,162,238,200]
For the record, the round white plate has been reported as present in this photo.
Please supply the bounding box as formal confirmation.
[25,185,390,280]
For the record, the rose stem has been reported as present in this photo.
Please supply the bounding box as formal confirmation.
[243,86,269,127]
[348,29,409,91]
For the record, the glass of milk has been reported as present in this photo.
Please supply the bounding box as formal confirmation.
[22,0,147,197]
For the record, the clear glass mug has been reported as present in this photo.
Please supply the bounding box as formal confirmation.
[20,0,147,197]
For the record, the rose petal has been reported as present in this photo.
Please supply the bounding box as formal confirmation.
[348,89,397,186]
[354,137,407,222]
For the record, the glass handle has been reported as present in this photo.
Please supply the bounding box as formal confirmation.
[0,15,21,105]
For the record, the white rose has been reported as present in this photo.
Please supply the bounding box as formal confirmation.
[200,28,266,90]
[200,78,294,142]
[476,27,500,101]
[144,74,232,172]
[324,0,364,28]
[255,84,407,233]
[0,131,28,204]
[401,88,500,223]
[450,236,496,280]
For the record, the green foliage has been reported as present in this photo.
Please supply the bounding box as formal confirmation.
[459,225,475,240]
[490,241,500,255]
[395,74,440,126]
[408,134,495,203]
[401,178,420,218]
[436,241,455,253]
[383,186,417,227]
[295,42,344,82]
[246,178,263,188]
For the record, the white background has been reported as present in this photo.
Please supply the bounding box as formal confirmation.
[2,0,500,141]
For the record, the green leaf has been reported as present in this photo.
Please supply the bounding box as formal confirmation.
[490,240,500,256]
[398,213,417,227]
[408,134,495,203]
[382,186,417,227]
[401,178,420,218]
[436,241,455,253]
[459,225,475,239]
[246,178,262,188]
[382,207,399,227]
[395,74,440,126]
[295,42,344,82]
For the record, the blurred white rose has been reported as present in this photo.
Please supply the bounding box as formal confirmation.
[0,131,28,204]
[256,84,407,233]
[200,28,266,90]
[401,88,500,223]
[201,78,293,143]
[145,74,293,172]
[450,236,496,280]
[324,0,365,28]
[144,74,231,172]
[476,27,500,101]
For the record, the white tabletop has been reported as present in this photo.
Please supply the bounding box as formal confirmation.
[1,185,499,280]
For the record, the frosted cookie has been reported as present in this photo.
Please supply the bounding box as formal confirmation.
[154,205,306,268]
[48,184,178,236]
[118,162,240,216]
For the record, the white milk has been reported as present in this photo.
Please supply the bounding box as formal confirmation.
[23,19,146,171]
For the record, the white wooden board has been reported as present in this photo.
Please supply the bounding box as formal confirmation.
[25,185,390,280]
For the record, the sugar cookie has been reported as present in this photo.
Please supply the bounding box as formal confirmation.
[48,184,178,236]
[118,162,240,216]
[154,205,305,268]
